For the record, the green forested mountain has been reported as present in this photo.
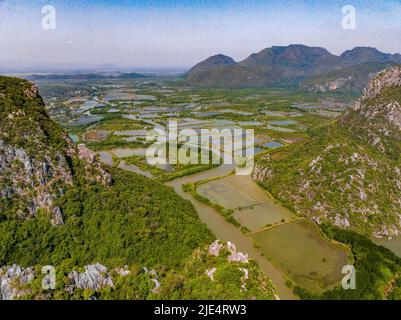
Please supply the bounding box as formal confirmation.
[253,66,401,237]
[185,45,401,91]
[340,47,401,64]
[0,76,277,300]
[185,54,236,75]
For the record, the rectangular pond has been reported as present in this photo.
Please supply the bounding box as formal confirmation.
[197,175,295,230]
[111,148,148,158]
[268,120,298,126]
[262,141,284,149]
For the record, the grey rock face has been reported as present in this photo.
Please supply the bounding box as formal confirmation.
[342,65,401,153]
[227,241,249,263]
[0,142,72,224]
[208,240,223,257]
[67,263,115,292]
[360,66,401,101]
[0,265,35,300]
[143,267,161,293]
[205,268,217,281]
[207,240,249,263]
[76,144,111,186]
[1,78,111,225]
[24,84,39,99]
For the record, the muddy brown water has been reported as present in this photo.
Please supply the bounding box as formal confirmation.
[374,235,401,258]
[101,156,348,299]
[166,164,297,300]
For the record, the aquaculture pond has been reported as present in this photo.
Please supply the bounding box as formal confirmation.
[98,151,114,166]
[111,148,148,158]
[167,165,296,300]
[68,115,104,126]
[252,220,350,293]
[374,235,401,258]
[197,175,294,231]
[268,120,298,126]
[262,141,284,149]
[68,133,79,143]
[266,124,296,133]
[196,173,350,294]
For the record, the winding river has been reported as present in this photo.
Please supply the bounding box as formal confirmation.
[100,150,347,299]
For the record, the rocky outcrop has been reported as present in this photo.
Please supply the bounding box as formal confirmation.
[66,264,115,293]
[359,66,401,101]
[142,267,161,293]
[342,66,401,153]
[65,264,161,295]
[253,66,401,237]
[208,240,223,256]
[0,265,35,300]
[0,239,278,300]
[208,240,249,263]
[0,76,110,224]
[227,242,249,263]
[0,141,73,224]
[24,84,39,100]
[76,144,111,186]
[205,268,217,281]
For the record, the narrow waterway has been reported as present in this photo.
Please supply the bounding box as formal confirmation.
[166,164,297,300]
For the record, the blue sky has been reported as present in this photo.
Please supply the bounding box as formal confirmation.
[1,0,401,69]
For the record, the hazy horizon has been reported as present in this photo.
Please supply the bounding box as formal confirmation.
[1,0,401,71]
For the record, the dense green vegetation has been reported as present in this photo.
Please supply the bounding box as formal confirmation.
[123,150,219,182]
[0,77,68,154]
[255,122,401,235]
[18,241,277,300]
[0,168,214,268]
[0,76,279,300]
[299,62,395,92]
[2,164,276,300]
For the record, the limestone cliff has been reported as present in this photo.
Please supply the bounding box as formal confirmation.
[253,66,401,237]
[0,77,110,225]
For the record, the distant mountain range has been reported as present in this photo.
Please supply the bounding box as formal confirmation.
[185,45,401,91]
[25,72,147,81]
[0,61,186,76]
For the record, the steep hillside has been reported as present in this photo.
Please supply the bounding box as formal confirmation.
[185,45,400,91]
[0,77,277,300]
[253,66,401,237]
[238,45,341,72]
[300,47,401,92]
[340,47,401,64]
[299,62,393,92]
[186,54,236,74]
[0,77,111,224]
